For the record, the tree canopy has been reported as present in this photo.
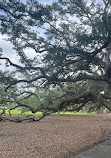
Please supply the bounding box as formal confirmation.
[0,0,111,121]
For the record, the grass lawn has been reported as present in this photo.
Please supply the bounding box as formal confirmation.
[59,111,95,115]
[0,109,42,116]
[0,109,95,116]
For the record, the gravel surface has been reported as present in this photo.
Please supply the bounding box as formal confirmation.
[0,114,111,158]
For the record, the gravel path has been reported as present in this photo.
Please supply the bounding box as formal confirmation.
[0,114,111,158]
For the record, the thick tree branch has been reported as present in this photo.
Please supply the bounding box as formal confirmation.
[0,57,45,71]
[5,75,46,91]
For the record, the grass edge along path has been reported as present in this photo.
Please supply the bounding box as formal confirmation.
[0,109,95,116]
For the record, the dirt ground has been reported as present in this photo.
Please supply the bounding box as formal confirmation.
[0,114,111,158]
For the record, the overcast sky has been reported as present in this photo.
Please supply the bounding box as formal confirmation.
[0,0,104,70]
[38,0,57,4]
[0,0,57,60]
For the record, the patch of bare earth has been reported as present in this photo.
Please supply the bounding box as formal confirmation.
[0,114,111,158]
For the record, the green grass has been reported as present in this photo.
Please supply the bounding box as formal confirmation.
[59,111,95,115]
[0,109,95,116]
[0,109,42,116]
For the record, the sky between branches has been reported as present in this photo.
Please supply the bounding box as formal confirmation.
[0,0,104,71]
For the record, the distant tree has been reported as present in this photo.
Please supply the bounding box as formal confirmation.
[0,0,111,121]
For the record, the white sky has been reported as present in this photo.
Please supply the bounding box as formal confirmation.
[21,0,57,4]
[0,34,38,72]
[0,0,104,70]
[38,0,57,4]
[0,0,57,64]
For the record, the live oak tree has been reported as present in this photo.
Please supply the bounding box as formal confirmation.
[0,0,111,121]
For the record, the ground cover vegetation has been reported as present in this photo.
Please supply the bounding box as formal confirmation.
[0,0,111,122]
